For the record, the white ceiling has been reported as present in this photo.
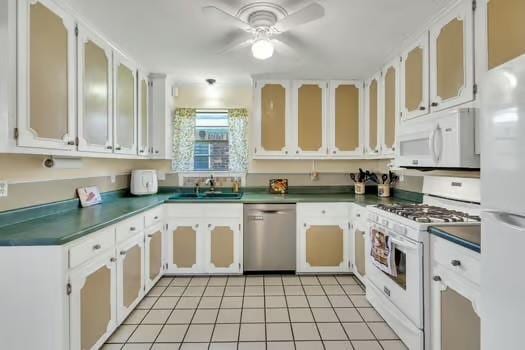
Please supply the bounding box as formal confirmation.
[64,0,452,85]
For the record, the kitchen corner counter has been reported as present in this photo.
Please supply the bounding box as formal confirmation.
[0,188,419,247]
[428,224,481,253]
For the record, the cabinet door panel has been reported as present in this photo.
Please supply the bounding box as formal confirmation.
[487,0,525,70]
[297,84,324,152]
[122,245,142,308]
[148,229,162,280]
[117,234,145,323]
[354,227,366,278]
[367,77,380,154]
[383,63,398,155]
[167,219,203,274]
[306,225,344,267]
[114,54,137,155]
[17,0,76,150]
[436,19,464,101]
[329,81,362,157]
[401,34,429,120]
[138,74,149,155]
[211,226,235,268]
[173,226,197,268]
[261,84,287,152]
[441,288,480,350]
[206,218,242,274]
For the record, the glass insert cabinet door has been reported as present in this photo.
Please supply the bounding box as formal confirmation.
[401,33,430,120]
[429,1,474,112]
[254,80,290,156]
[293,80,327,156]
[77,24,113,153]
[113,53,137,155]
[329,81,363,157]
[16,0,77,150]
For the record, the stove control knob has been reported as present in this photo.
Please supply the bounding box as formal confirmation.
[451,260,461,267]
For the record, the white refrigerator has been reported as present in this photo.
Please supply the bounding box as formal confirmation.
[480,54,525,350]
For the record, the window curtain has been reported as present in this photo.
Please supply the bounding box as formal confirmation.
[172,108,196,171]
[228,108,249,172]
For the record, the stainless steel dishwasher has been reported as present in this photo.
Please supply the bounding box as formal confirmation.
[244,204,296,272]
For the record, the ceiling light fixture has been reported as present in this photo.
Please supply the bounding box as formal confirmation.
[251,31,274,60]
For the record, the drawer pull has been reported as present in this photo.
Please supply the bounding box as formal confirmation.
[147,234,154,238]
[208,224,212,228]
[154,216,159,220]
[120,250,127,256]
[451,260,461,267]
[93,244,101,250]
[110,257,116,262]
[433,275,442,282]
[130,227,137,231]
[195,224,199,228]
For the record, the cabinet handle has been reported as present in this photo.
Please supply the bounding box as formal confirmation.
[303,223,307,227]
[67,140,75,145]
[93,244,101,250]
[195,224,199,228]
[208,224,212,228]
[332,150,337,154]
[120,250,127,256]
[139,149,144,153]
[433,275,442,282]
[431,102,439,107]
[130,227,136,231]
[285,151,288,154]
[356,213,361,218]
[296,150,299,154]
[115,146,122,151]
[106,145,113,150]
[419,106,426,111]
[154,216,159,220]
[155,150,160,154]
[451,259,461,267]
[110,257,117,262]
[321,210,326,214]
[147,234,154,238]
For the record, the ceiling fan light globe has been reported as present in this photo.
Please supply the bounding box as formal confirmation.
[251,39,274,60]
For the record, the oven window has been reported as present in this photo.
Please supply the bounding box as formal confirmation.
[387,247,407,290]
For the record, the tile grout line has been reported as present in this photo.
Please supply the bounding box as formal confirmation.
[298,275,326,350]
[281,274,297,350]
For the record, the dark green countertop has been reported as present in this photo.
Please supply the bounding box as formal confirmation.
[0,188,419,247]
[428,224,481,253]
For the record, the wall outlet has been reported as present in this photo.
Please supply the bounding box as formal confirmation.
[0,181,8,197]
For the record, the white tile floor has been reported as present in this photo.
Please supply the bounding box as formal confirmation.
[103,275,407,350]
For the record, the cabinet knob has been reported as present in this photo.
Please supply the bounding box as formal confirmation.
[433,275,441,282]
[139,149,144,153]
[296,150,299,154]
[332,150,337,154]
[195,224,199,228]
[321,210,326,214]
[120,250,127,256]
[93,244,101,250]
[431,102,439,107]
[419,106,426,111]
[110,257,117,262]
[208,224,212,228]
[155,150,160,154]
[356,213,361,218]
[285,151,288,154]
[303,223,307,227]
[106,145,113,150]
[451,259,461,267]
[147,234,154,238]
[130,227,136,231]
[115,146,122,151]
[154,216,159,220]
[67,140,75,145]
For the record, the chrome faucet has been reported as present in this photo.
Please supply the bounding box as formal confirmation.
[206,175,216,192]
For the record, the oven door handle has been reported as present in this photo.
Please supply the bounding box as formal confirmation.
[390,237,418,250]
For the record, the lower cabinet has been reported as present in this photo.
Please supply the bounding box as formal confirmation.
[296,203,351,273]
[145,223,164,290]
[69,249,117,350]
[351,220,367,284]
[116,233,145,323]
[166,204,243,275]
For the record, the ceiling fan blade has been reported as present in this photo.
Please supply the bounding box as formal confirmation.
[219,34,253,54]
[274,3,325,32]
[272,38,296,57]
[202,6,252,31]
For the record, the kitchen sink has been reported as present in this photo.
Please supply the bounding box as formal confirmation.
[168,192,243,200]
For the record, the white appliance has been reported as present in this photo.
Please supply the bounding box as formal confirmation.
[396,108,480,169]
[130,170,158,195]
[480,55,525,350]
[367,176,481,350]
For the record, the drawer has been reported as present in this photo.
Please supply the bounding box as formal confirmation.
[167,204,205,218]
[431,235,480,285]
[116,215,144,243]
[69,227,115,268]
[144,207,163,228]
[167,203,243,218]
[298,203,351,218]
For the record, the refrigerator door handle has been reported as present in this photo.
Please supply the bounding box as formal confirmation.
[484,211,525,232]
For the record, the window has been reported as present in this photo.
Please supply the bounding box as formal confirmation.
[193,111,229,171]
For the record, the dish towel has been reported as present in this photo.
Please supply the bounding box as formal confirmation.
[370,228,397,277]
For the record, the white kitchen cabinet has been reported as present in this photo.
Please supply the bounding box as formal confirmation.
[113,52,137,155]
[365,73,382,156]
[292,80,328,157]
[380,59,399,156]
[145,223,165,291]
[116,232,145,323]
[350,205,368,285]
[166,218,204,274]
[253,80,292,157]
[69,249,118,350]
[400,32,430,120]
[430,235,481,350]
[429,0,474,112]
[204,218,243,274]
[77,23,114,154]
[16,0,77,151]
[137,70,149,156]
[328,80,364,157]
[296,203,351,273]
[148,73,173,159]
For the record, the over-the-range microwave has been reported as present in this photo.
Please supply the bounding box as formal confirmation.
[395,108,480,169]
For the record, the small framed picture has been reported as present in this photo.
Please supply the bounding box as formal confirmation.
[269,179,288,194]
[77,186,102,208]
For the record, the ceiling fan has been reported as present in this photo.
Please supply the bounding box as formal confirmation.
[202,1,325,60]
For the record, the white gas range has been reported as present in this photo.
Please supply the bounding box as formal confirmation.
[365,176,481,350]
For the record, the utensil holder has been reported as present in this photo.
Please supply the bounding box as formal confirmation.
[378,184,391,198]
[355,182,366,195]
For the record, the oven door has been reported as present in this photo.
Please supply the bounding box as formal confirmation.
[366,223,424,328]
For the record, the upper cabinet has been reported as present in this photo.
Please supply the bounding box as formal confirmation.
[400,33,430,120]
[16,0,77,150]
[365,74,381,155]
[113,53,137,155]
[253,80,292,157]
[137,71,149,156]
[77,24,113,153]
[381,59,399,156]
[479,0,525,72]
[292,80,328,157]
[429,1,474,112]
[328,81,363,157]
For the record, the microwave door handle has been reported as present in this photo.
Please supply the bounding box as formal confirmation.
[429,125,438,163]
[434,125,443,162]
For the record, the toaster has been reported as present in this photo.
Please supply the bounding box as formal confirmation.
[130,170,158,195]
